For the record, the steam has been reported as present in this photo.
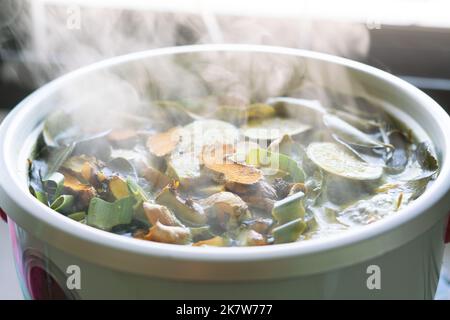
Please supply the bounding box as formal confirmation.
[1,1,370,84]
[0,0,374,146]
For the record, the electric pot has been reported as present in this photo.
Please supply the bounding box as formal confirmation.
[0,44,449,299]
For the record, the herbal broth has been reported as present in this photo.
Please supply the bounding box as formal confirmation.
[28,93,439,246]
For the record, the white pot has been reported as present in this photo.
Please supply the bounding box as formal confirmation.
[0,45,449,299]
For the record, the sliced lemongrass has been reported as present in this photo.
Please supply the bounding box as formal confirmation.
[50,195,74,214]
[272,218,306,244]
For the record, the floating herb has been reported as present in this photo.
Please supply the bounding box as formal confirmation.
[87,197,135,231]
[246,148,305,183]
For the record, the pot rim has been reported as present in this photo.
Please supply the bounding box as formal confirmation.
[1,44,449,269]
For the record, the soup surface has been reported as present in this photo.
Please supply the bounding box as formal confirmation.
[28,94,439,246]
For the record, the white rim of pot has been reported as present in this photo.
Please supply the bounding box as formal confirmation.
[0,44,449,278]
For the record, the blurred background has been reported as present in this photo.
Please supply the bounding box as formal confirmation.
[0,0,449,299]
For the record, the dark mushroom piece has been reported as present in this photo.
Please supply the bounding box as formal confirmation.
[225,180,278,213]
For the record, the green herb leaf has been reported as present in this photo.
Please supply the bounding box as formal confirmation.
[87,197,135,231]
[67,211,86,221]
[190,226,215,242]
[323,114,388,149]
[43,110,75,147]
[46,143,76,177]
[126,177,150,202]
[246,148,305,183]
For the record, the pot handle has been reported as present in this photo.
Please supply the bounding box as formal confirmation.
[0,207,7,223]
[0,183,8,223]
[0,181,7,223]
[0,208,7,223]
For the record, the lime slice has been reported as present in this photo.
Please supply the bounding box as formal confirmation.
[307,142,383,180]
[178,119,239,154]
[242,118,310,141]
